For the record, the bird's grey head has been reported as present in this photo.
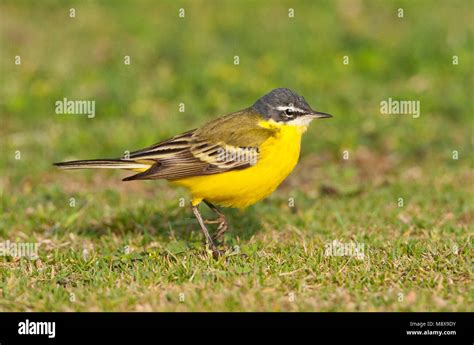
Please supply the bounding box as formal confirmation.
[252,88,332,125]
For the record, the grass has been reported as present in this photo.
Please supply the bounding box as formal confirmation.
[0,0,472,311]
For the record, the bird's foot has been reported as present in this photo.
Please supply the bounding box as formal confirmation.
[203,214,228,244]
[210,247,227,259]
[207,244,248,260]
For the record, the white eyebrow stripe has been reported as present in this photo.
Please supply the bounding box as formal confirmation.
[275,105,305,113]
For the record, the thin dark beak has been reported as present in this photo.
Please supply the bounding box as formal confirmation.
[309,110,333,119]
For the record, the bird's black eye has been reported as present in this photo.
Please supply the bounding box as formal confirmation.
[284,109,295,116]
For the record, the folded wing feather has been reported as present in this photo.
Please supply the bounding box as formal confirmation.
[123,111,276,181]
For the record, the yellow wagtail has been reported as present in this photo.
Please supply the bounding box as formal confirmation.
[55,88,332,254]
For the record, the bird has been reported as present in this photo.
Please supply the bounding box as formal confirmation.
[54,88,332,255]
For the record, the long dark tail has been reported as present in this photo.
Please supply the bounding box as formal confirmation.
[54,159,151,171]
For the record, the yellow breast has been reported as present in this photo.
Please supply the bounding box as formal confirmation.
[173,121,307,209]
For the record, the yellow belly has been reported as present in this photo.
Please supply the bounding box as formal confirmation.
[172,123,306,209]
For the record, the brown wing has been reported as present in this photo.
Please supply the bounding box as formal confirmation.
[123,110,276,181]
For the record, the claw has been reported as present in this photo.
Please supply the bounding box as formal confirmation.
[213,218,229,243]
[211,248,227,259]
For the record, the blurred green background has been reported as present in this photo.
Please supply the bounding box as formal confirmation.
[0,1,472,311]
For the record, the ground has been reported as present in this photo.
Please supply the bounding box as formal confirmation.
[0,0,472,311]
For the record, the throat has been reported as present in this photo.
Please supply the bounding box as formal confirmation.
[259,119,309,134]
[259,121,304,164]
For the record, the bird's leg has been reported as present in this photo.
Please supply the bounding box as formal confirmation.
[203,200,229,243]
[191,202,218,253]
